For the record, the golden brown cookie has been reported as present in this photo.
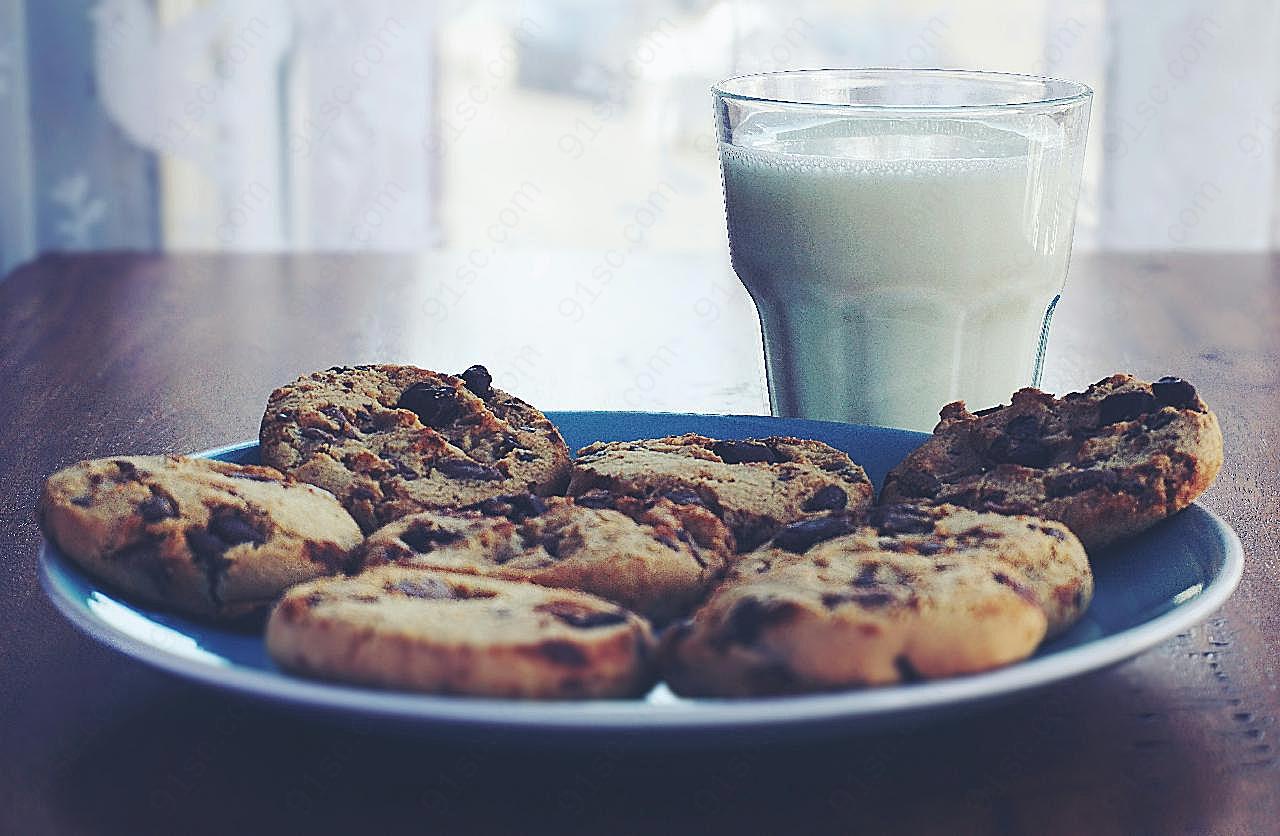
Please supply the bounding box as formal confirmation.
[259,364,571,532]
[355,493,733,623]
[266,567,655,699]
[568,434,874,551]
[661,504,1092,697]
[880,374,1223,548]
[40,456,363,619]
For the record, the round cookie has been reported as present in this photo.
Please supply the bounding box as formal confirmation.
[40,456,363,620]
[355,493,733,623]
[266,567,655,699]
[660,504,1092,697]
[880,374,1223,549]
[568,434,874,551]
[259,364,571,532]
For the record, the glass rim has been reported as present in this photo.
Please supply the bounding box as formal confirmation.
[712,68,1093,114]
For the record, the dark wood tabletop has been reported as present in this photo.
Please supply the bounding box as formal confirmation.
[1,251,1276,835]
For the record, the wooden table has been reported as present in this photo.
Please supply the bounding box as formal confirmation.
[1,252,1275,835]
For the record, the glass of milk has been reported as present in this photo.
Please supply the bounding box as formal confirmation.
[713,69,1092,430]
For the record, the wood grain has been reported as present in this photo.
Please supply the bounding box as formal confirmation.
[0,251,1275,835]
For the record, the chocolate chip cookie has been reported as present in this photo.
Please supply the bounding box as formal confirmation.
[266,567,655,699]
[259,364,571,532]
[660,504,1092,697]
[40,456,363,620]
[355,493,733,623]
[568,434,874,551]
[880,374,1223,549]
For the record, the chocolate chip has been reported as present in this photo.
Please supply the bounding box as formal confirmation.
[138,492,178,522]
[185,529,227,564]
[400,524,463,553]
[894,655,921,682]
[735,517,779,552]
[710,439,781,464]
[972,405,1004,417]
[537,600,629,628]
[350,485,378,502]
[823,591,895,609]
[573,490,616,510]
[112,460,142,481]
[656,533,680,551]
[319,405,347,426]
[491,436,520,459]
[459,365,494,399]
[772,513,857,553]
[536,531,564,559]
[823,591,880,608]
[802,484,848,512]
[300,427,335,442]
[990,414,1054,468]
[1038,525,1069,542]
[893,470,941,499]
[992,571,1038,604]
[1116,473,1149,496]
[1143,409,1177,430]
[661,488,705,506]
[397,383,461,426]
[70,495,93,508]
[997,440,1053,468]
[303,540,352,574]
[1098,390,1157,424]
[185,529,233,606]
[110,541,171,590]
[435,459,503,481]
[1152,376,1198,409]
[1005,414,1040,441]
[208,509,266,546]
[722,596,799,645]
[537,640,589,667]
[389,461,420,480]
[475,493,548,521]
[866,505,936,536]
[390,577,458,599]
[852,564,880,587]
[1044,468,1116,498]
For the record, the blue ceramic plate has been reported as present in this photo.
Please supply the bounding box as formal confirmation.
[39,413,1242,736]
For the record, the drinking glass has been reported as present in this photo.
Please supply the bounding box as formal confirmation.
[713,69,1092,430]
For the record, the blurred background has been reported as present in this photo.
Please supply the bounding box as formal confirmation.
[2,0,1278,275]
[1,0,1276,412]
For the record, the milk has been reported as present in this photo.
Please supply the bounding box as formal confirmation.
[720,117,1084,430]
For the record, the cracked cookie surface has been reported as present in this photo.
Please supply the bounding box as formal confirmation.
[356,493,733,623]
[880,374,1223,549]
[267,566,655,699]
[40,456,363,620]
[259,364,571,532]
[568,434,874,552]
[660,504,1092,697]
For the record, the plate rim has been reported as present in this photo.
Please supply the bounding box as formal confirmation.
[38,419,1245,732]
